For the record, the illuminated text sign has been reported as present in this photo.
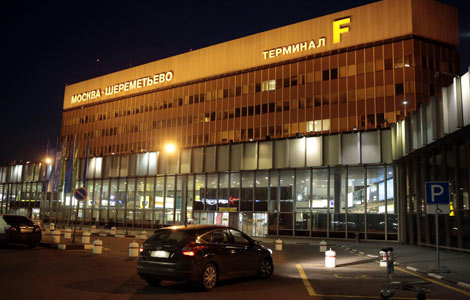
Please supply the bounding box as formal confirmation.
[262,17,351,60]
[71,71,173,105]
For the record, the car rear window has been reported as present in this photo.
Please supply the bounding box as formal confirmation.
[149,229,191,244]
[3,215,34,226]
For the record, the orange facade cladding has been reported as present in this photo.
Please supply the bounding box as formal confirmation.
[60,0,459,158]
[61,39,458,157]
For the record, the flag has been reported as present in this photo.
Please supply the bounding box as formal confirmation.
[82,135,90,187]
[71,141,79,193]
[52,145,63,193]
[64,137,75,193]
[42,140,50,192]
[58,141,67,192]
[47,147,57,193]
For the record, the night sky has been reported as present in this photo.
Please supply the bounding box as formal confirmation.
[3,0,470,165]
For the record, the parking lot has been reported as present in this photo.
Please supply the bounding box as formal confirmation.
[1,230,469,300]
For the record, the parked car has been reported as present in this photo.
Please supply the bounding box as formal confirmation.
[137,225,273,291]
[0,215,42,248]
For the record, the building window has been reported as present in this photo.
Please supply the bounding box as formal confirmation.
[261,80,276,92]
[395,83,404,95]
[331,68,338,80]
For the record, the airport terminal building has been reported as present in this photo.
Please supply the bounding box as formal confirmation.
[1,0,469,249]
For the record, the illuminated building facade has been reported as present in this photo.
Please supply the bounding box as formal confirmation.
[1,0,469,248]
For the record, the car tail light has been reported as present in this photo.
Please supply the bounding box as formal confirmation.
[182,241,207,257]
[7,227,17,232]
[139,247,144,254]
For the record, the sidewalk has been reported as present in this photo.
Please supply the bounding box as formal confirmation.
[334,240,470,289]
[39,225,470,289]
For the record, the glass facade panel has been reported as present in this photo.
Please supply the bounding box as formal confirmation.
[243,143,257,170]
[312,168,328,234]
[117,178,126,225]
[290,139,305,167]
[109,179,117,223]
[120,156,128,177]
[274,140,287,169]
[218,173,229,208]
[180,149,190,173]
[386,165,395,213]
[126,178,135,225]
[187,175,194,224]
[295,169,310,235]
[137,153,148,176]
[135,178,145,226]
[255,171,268,211]
[217,146,229,171]
[229,172,240,209]
[100,179,109,223]
[205,147,216,173]
[148,152,158,175]
[165,176,175,224]
[128,155,137,177]
[142,177,155,227]
[206,174,217,211]
[194,174,205,210]
[241,172,253,211]
[230,144,242,171]
[155,177,164,225]
[193,148,204,173]
[366,166,385,238]
[280,170,294,212]
[175,175,184,223]
[258,142,273,169]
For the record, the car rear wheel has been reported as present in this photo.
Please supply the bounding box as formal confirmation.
[259,257,273,279]
[28,242,37,248]
[144,277,162,286]
[200,263,217,291]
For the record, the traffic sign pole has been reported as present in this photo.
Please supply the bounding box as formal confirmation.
[72,187,88,243]
[425,182,451,273]
[72,199,80,243]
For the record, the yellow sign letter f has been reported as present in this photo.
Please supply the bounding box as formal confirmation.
[333,17,350,44]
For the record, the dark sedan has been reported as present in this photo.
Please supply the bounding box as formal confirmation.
[0,215,42,248]
[137,225,273,291]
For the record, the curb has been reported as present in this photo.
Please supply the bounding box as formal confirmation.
[336,244,470,291]
[39,241,87,250]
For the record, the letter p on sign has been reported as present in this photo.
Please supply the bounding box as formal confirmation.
[425,182,450,205]
[430,185,444,202]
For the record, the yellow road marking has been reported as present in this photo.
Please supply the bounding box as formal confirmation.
[395,266,470,297]
[296,263,317,296]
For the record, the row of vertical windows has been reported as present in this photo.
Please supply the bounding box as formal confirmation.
[61,39,457,157]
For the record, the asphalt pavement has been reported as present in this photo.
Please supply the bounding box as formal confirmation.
[31,225,470,299]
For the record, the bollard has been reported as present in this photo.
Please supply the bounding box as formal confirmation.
[319,240,327,252]
[379,250,387,267]
[129,240,139,257]
[140,231,147,240]
[52,230,61,244]
[91,225,97,234]
[111,226,117,236]
[93,239,103,254]
[63,228,72,239]
[275,239,283,251]
[325,248,336,268]
[82,231,91,244]
[50,223,55,231]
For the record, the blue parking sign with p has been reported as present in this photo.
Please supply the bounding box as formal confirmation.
[425,182,450,205]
